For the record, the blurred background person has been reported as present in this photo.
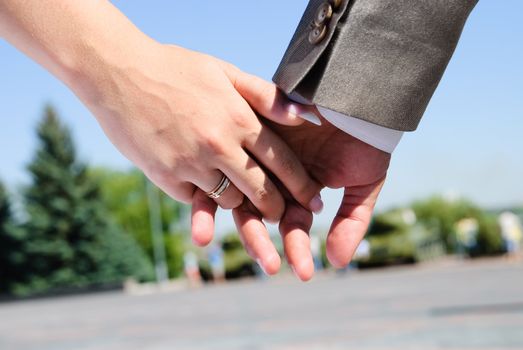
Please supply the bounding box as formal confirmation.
[208,243,226,283]
[310,235,324,272]
[183,251,202,288]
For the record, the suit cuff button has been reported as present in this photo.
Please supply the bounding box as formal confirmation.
[309,24,327,45]
[313,2,333,27]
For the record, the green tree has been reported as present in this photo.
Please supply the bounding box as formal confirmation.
[90,168,189,279]
[412,196,504,256]
[19,106,152,296]
[473,214,505,256]
[0,181,25,294]
[412,196,482,253]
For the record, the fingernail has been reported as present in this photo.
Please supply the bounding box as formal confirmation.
[309,194,324,214]
[286,104,322,126]
[299,112,322,126]
[286,103,301,117]
[256,259,268,276]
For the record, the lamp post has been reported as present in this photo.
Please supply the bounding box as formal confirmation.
[146,179,168,284]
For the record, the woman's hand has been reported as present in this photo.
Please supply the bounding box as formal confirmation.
[0,1,323,225]
[86,43,323,223]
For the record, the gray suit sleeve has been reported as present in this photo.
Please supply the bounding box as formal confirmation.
[273,0,478,131]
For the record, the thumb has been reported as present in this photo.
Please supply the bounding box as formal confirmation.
[221,62,321,126]
[326,179,385,268]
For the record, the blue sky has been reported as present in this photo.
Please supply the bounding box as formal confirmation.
[0,1,522,234]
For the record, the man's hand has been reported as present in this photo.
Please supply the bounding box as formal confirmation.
[270,118,390,280]
[193,114,391,280]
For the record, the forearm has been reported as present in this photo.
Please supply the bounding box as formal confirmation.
[0,0,156,105]
[0,0,325,227]
[274,0,478,131]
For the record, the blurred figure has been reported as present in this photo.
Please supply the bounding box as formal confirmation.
[499,212,523,257]
[208,244,226,283]
[456,218,479,257]
[310,235,323,272]
[183,251,202,288]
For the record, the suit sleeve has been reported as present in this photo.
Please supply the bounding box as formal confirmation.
[273,0,479,131]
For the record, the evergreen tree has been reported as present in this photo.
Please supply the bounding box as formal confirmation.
[91,168,189,279]
[21,106,152,295]
[0,181,25,294]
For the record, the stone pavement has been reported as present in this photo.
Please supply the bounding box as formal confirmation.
[0,258,522,350]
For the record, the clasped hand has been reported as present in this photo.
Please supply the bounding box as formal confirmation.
[192,111,391,280]
[74,42,391,281]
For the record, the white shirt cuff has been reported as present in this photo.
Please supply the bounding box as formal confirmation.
[317,107,403,153]
[286,92,403,153]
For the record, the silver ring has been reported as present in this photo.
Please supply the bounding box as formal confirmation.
[206,175,231,199]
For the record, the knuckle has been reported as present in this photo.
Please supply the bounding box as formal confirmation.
[229,193,244,209]
[232,110,256,130]
[242,128,262,147]
[254,85,274,109]
[296,183,315,203]
[257,192,284,222]
[297,180,320,202]
[220,194,243,210]
[277,157,316,200]
[203,132,228,157]
[254,186,273,204]
[278,153,300,179]
[279,206,313,233]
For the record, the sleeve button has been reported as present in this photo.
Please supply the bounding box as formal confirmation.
[309,24,327,45]
[313,2,333,27]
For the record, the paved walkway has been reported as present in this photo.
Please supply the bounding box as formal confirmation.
[1,258,522,349]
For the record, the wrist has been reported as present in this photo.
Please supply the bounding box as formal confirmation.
[0,0,161,113]
[64,33,160,110]
[58,9,161,108]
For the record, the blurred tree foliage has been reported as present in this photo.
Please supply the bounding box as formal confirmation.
[472,214,504,257]
[0,181,26,294]
[221,233,255,279]
[14,106,153,296]
[199,233,256,280]
[413,197,482,252]
[412,196,504,256]
[89,168,189,279]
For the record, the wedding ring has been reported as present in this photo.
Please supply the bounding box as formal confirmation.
[206,175,231,199]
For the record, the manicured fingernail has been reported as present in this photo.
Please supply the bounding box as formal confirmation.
[309,194,324,214]
[299,112,322,126]
[286,103,322,126]
[256,259,268,276]
[286,103,301,117]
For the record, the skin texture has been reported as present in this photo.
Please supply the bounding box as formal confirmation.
[1,0,390,280]
[78,44,324,222]
[0,0,323,222]
[192,115,391,280]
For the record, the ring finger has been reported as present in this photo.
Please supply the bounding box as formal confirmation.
[194,169,244,210]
